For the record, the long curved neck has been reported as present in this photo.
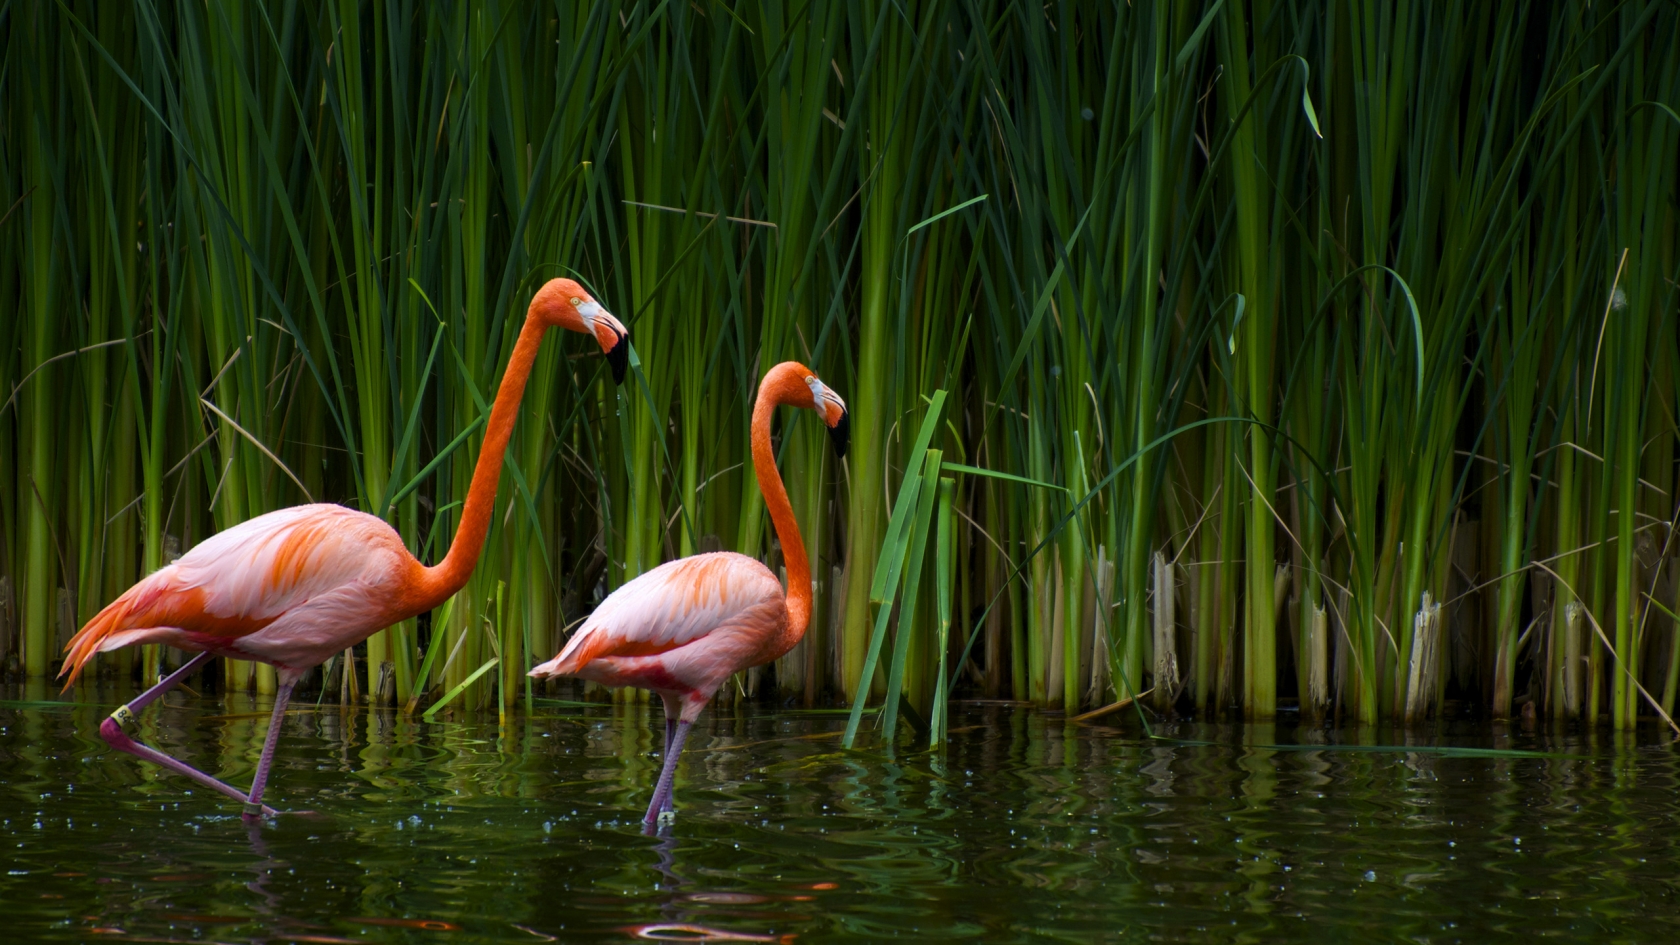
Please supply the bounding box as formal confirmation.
[752,383,812,642]
[418,314,549,606]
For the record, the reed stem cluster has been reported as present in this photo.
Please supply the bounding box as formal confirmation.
[2,2,1677,730]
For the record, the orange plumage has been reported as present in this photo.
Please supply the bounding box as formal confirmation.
[61,278,626,819]
[531,361,849,827]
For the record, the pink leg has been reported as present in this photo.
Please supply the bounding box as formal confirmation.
[659,694,680,756]
[659,719,678,816]
[656,695,682,815]
[241,681,294,821]
[100,652,278,816]
[126,652,215,713]
[643,720,692,831]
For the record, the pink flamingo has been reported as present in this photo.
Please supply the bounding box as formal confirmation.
[530,360,848,828]
[60,278,628,820]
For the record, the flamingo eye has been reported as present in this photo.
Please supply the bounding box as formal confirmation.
[571,297,584,306]
[804,375,830,411]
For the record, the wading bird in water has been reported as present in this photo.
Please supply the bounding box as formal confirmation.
[60,278,628,820]
[531,362,847,828]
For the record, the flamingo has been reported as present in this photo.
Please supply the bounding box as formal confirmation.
[529,360,848,828]
[60,278,628,820]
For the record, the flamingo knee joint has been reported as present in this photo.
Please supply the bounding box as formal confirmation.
[108,705,136,731]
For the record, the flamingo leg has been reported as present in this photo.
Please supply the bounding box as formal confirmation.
[658,694,680,757]
[656,695,682,814]
[659,718,678,816]
[99,652,279,816]
[127,652,215,713]
[241,680,295,821]
[643,720,692,830]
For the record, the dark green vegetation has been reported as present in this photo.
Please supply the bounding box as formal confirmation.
[1,2,1679,731]
[4,696,1680,941]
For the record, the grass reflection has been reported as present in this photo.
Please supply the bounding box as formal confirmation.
[2,689,1679,942]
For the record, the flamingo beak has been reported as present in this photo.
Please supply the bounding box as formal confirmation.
[605,326,630,385]
[580,299,630,385]
[828,407,850,459]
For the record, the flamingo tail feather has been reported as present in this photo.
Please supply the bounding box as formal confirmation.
[59,580,168,689]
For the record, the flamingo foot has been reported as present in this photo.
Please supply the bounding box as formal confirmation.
[241,806,323,822]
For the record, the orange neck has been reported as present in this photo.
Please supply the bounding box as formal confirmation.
[418,313,549,607]
[752,366,812,643]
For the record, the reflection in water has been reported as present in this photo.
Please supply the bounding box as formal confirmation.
[2,682,1678,943]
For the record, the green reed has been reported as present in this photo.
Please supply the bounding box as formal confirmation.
[3,1,1678,735]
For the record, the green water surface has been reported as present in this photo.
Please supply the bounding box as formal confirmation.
[2,686,1677,942]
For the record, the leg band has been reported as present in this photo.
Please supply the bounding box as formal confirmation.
[109,705,136,731]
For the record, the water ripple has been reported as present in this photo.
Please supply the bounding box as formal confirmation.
[3,689,1678,942]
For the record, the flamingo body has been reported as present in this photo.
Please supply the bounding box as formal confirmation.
[61,277,626,820]
[532,552,790,720]
[532,361,849,828]
[63,504,419,683]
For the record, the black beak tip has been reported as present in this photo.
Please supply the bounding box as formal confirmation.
[606,330,629,385]
[828,409,850,460]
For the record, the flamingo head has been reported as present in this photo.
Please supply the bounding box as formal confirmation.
[531,277,630,384]
[798,367,850,460]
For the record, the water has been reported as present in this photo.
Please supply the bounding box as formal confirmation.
[3,686,1678,943]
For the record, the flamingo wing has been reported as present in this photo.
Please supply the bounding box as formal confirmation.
[536,552,783,675]
[61,504,408,683]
